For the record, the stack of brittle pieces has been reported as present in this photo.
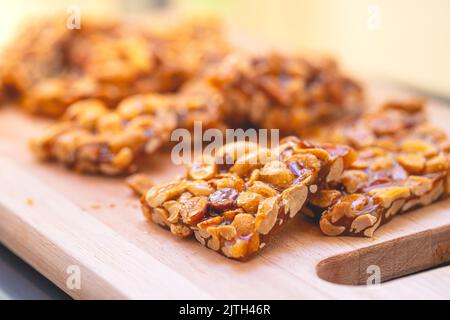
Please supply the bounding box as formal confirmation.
[134,100,449,259]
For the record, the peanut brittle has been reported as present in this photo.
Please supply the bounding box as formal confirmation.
[138,139,356,259]
[1,18,149,115]
[207,52,365,135]
[29,95,176,175]
[309,101,450,237]
[28,51,366,176]
[29,84,223,175]
[0,17,229,116]
[23,26,369,176]
[309,99,426,149]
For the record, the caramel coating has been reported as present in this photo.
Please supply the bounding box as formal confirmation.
[140,139,354,260]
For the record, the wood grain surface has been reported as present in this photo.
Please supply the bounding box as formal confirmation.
[0,80,449,299]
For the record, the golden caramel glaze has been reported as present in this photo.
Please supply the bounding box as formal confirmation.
[307,101,450,237]
[207,52,365,134]
[139,139,355,260]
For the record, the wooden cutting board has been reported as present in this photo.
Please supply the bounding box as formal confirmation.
[0,80,449,299]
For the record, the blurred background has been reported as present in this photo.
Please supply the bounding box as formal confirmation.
[0,0,449,98]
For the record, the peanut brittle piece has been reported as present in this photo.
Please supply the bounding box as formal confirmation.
[29,95,176,175]
[313,111,450,237]
[29,84,223,175]
[139,139,355,260]
[310,99,426,150]
[207,52,365,135]
[0,17,230,116]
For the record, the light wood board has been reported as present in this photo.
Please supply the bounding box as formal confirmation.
[0,80,449,299]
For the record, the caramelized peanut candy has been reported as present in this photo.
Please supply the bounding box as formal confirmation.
[30,95,177,175]
[28,48,363,176]
[24,17,230,175]
[310,100,427,149]
[29,84,224,175]
[208,52,365,135]
[317,103,449,237]
[138,139,355,260]
[1,17,230,116]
